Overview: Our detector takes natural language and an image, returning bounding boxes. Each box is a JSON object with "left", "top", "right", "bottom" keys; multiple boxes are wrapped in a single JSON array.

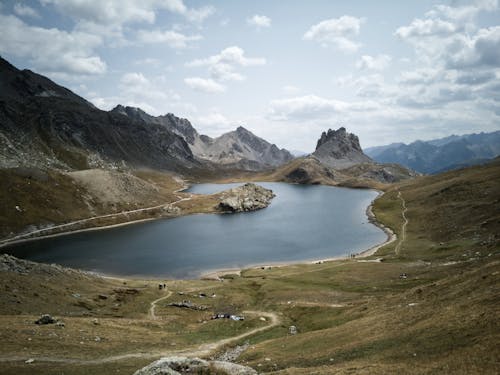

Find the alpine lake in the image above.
[{"left": 6, "top": 183, "right": 387, "bottom": 279}]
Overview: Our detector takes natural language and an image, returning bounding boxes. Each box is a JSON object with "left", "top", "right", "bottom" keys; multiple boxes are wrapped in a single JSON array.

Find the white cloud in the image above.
[
  {"left": 303, "top": 16, "right": 364, "bottom": 52},
  {"left": 137, "top": 29, "right": 202, "bottom": 49},
  {"left": 185, "top": 46, "right": 265, "bottom": 91},
  {"left": 268, "top": 95, "right": 351, "bottom": 121},
  {"left": 184, "top": 77, "right": 226, "bottom": 93},
  {"left": 187, "top": 46, "right": 266, "bottom": 68},
  {"left": 209, "top": 63, "right": 245, "bottom": 82},
  {"left": 41, "top": 0, "right": 214, "bottom": 26},
  {"left": 0, "top": 14, "right": 105, "bottom": 76},
  {"left": 395, "top": 18, "right": 457, "bottom": 39},
  {"left": 247, "top": 14, "right": 271, "bottom": 29},
  {"left": 13, "top": 4, "right": 40, "bottom": 18},
  {"left": 356, "top": 54, "right": 392, "bottom": 71},
  {"left": 40, "top": 0, "right": 185, "bottom": 25}
]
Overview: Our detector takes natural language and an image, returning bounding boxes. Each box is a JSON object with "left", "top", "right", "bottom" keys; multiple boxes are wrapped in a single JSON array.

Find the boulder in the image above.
[
  {"left": 35, "top": 314, "right": 56, "bottom": 325},
  {"left": 133, "top": 356, "right": 257, "bottom": 375},
  {"left": 218, "top": 183, "right": 275, "bottom": 213}
]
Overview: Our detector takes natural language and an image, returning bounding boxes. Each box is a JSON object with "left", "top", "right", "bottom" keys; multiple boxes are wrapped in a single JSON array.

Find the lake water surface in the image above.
[{"left": 5, "top": 183, "right": 386, "bottom": 279}]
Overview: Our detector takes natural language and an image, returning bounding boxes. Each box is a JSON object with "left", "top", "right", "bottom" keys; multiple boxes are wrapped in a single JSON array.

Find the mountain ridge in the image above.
[
  {"left": 365, "top": 131, "right": 500, "bottom": 174},
  {"left": 111, "top": 104, "right": 293, "bottom": 170}
]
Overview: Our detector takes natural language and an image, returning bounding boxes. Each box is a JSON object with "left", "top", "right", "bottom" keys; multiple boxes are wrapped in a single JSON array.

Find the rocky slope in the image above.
[
  {"left": 111, "top": 105, "right": 293, "bottom": 170},
  {"left": 0, "top": 57, "right": 196, "bottom": 172},
  {"left": 312, "top": 127, "right": 373, "bottom": 169},
  {"left": 218, "top": 183, "right": 275, "bottom": 212},
  {"left": 365, "top": 131, "right": 500, "bottom": 174}
]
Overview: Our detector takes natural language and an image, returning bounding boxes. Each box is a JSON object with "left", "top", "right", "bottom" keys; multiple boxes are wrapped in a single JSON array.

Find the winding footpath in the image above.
[
  {"left": 0, "top": 189, "right": 193, "bottom": 248},
  {"left": 394, "top": 191, "right": 408, "bottom": 255},
  {"left": 0, "top": 291, "right": 280, "bottom": 365},
  {"left": 148, "top": 291, "right": 173, "bottom": 320}
]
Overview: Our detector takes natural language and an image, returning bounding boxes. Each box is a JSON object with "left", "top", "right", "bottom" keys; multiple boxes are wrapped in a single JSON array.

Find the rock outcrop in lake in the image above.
[
  {"left": 133, "top": 356, "right": 257, "bottom": 375},
  {"left": 218, "top": 183, "right": 275, "bottom": 212}
]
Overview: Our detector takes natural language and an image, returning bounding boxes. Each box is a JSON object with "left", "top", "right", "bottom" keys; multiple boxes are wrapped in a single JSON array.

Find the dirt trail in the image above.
[
  {"left": 148, "top": 291, "right": 173, "bottom": 320},
  {"left": 395, "top": 191, "right": 408, "bottom": 255},
  {"left": 0, "top": 190, "right": 193, "bottom": 248},
  {"left": 0, "top": 311, "right": 280, "bottom": 365}
]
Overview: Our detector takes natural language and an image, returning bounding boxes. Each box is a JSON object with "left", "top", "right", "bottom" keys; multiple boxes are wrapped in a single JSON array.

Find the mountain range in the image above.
[
  {"left": 0, "top": 56, "right": 291, "bottom": 172},
  {"left": 365, "top": 131, "right": 500, "bottom": 174}
]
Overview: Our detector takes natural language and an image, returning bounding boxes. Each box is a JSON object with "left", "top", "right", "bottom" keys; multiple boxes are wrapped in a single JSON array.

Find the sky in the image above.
[{"left": 0, "top": 0, "right": 499, "bottom": 152}]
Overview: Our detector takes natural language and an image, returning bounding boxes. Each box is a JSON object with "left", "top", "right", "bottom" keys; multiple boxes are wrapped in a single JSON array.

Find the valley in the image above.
[
  {"left": 0, "top": 159, "right": 498, "bottom": 374},
  {"left": 0, "top": 54, "right": 499, "bottom": 375}
]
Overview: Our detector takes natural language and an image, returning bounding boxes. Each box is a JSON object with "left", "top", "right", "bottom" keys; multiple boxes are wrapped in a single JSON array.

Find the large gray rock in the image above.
[
  {"left": 218, "top": 183, "right": 275, "bottom": 212},
  {"left": 312, "top": 127, "right": 373, "bottom": 169},
  {"left": 133, "top": 356, "right": 257, "bottom": 375}
]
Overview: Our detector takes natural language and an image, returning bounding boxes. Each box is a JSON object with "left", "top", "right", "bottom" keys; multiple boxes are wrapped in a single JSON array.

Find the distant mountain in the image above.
[
  {"left": 363, "top": 142, "right": 404, "bottom": 159},
  {"left": 112, "top": 105, "right": 293, "bottom": 170},
  {"left": 312, "top": 127, "right": 373, "bottom": 169},
  {"left": 365, "top": 131, "right": 500, "bottom": 174}
]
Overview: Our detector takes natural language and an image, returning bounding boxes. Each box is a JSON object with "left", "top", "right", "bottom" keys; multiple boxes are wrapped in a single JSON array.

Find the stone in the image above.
[
  {"left": 133, "top": 356, "right": 257, "bottom": 375},
  {"left": 35, "top": 314, "right": 55, "bottom": 325},
  {"left": 289, "top": 325, "right": 298, "bottom": 335}
]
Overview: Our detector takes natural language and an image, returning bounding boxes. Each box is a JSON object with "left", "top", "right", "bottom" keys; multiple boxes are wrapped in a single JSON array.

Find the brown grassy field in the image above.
[{"left": 0, "top": 159, "right": 499, "bottom": 374}]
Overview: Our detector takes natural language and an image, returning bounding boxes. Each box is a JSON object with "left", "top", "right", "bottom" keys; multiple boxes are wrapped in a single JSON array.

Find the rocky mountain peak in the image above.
[
  {"left": 312, "top": 127, "right": 372, "bottom": 169},
  {"left": 315, "top": 127, "right": 362, "bottom": 152}
]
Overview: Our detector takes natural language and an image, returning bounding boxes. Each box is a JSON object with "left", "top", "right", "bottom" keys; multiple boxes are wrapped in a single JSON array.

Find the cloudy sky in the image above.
[{"left": 1, "top": 0, "right": 499, "bottom": 152}]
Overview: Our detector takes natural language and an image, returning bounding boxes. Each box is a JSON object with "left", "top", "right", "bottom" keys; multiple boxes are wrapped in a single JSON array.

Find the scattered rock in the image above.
[
  {"left": 35, "top": 314, "right": 55, "bottom": 325},
  {"left": 216, "top": 342, "right": 250, "bottom": 362},
  {"left": 133, "top": 356, "right": 257, "bottom": 375},
  {"left": 168, "top": 301, "right": 208, "bottom": 311},
  {"left": 97, "top": 294, "right": 108, "bottom": 300},
  {"left": 218, "top": 183, "right": 275, "bottom": 213},
  {"left": 92, "top": 318, "right": 100, "bottom": 325},
  {"left": 25, "top": 358, "right": 34, "bottom": 364},
  {"left": 56, "top": 321, "right": 65, "bottom": 328}
]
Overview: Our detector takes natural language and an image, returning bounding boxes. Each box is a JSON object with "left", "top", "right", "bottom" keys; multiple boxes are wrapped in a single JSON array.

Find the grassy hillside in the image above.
[{"left": 0, "top": 160, "right": 498, "bottom": 374}]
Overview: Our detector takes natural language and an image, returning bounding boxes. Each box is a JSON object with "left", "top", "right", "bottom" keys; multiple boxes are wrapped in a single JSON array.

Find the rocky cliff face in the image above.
[
  {"left": 218, "top": 183, "right": 275, "bottom": 212},
  {"left": 312, "top": 127, "right": 372, "bottom": 169}
]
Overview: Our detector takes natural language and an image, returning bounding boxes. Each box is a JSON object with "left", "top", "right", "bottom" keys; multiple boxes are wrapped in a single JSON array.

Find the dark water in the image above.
[{"left": 5, "top": 183, "right": 385, "bottom": 279}]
